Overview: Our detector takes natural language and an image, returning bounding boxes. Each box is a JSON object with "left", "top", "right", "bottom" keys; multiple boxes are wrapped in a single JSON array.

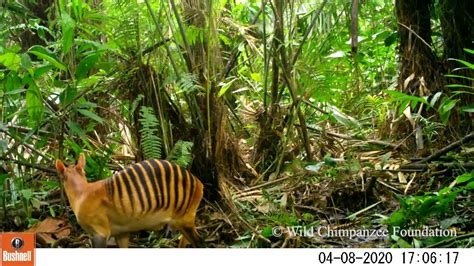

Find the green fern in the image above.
[
  {"left": 167, "top": 140, "right": 194, "bottom": 168},
  {"left": 130, "top": 94, "right": 144, "bottom": 114},
  {"left": 176, "top": 73, "right": 204, "bottom": 94},
  {"left": 139, "top": 106, "right": 162, "bottom": 159}
]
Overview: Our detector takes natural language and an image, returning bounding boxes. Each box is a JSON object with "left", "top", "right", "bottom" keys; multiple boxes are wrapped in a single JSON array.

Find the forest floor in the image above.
[{"left": 24, "top": 132, "right": 473, "bottom": 248}]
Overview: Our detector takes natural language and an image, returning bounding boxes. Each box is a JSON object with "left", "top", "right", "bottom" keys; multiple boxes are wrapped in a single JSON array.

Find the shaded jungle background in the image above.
[{"left": 0, "top": 0, "right": 473, "bottom": 248}]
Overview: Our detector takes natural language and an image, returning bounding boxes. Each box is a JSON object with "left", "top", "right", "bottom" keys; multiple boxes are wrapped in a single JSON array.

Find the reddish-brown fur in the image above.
[{"left": 55, "top": 153, "right": 204, "bottom": 248}]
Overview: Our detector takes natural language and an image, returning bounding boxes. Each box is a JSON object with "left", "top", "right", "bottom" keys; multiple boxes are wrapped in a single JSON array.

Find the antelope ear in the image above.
[
  {"left": 76, "top": 153, "right": 86, "bottom": 171},
  {"left": 56, "top": 160, "right": 65, "bottom": 174}
]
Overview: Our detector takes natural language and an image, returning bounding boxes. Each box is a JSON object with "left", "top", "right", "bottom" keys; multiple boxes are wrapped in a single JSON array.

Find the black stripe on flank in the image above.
[
  {"left": 148, "top": 160, "right": 163, "bottom": 209},
  {"left": 113, "top": 174, "right": 124, "bottom": 212},
  {"left": 132, "top": 163, "right": 153, "bottom": 214},
  {"left": 119, "top": 171, "right": 134, "bottom": 212},
  {"left": 160, "top": 160, "right": 172, "bottom": 210},
  {"left": 142, "top": 161, "right": 160, "bottom": 210},
  {"left": 173, "top": 163, "right": 181, "bottom": 210},
  {"left": 105, "top": 178, "right": 113, "bottom": 198},
  {"left": 114, "top": 174, "right": 124, "bottom": 201},
  {"left": 177, "top": 168, "right": 189, "bottom": 213},
  {"left": 126, "top": 167, "right": 145, "bottom": 212},
  {"left": 186, "top": 174, "right": 195, "bottom": 214}
]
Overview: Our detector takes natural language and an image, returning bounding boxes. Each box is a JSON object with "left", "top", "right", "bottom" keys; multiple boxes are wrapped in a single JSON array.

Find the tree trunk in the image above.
[
  {"left": 395, "top": 0, "right": 439, "bottom": 96},
  {"left": 439, "top": 0, "right": 474, "bottom": 131},
  {"left": 18, "top": 0, "right": 54, "bottom": 51},
  {"left": 180, "top": 0, "right": 248, "bottom": 200},
  {"left": 393, "top": 0, "right": 442, "bottom": 148}
]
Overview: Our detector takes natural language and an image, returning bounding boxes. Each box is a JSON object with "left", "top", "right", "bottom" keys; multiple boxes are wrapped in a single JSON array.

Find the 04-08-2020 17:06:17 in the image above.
[{"left": 317, "top": 251, "right": 460, "bottom": 264}]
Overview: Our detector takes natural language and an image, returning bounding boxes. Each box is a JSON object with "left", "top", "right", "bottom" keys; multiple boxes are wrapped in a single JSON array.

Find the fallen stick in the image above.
[
  {"left": 400, "top": 161, "right": 474, "bottom": 170},
  {"left": 415, "top": 132, "right": 474, "bottom": 164},
  {"left": 0, "top": 156, "right": 56, "bottom": 173}
]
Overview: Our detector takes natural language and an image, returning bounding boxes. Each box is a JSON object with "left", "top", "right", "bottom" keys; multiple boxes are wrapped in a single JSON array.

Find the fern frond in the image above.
[
  {"left": 176, "top": 73, "right": 204, "bottom": 94},
  {"left": 139, "top": 106, "right": 162, "bottom": 159},
  {"left": 130, "top": 94, "right": 144, "bottom": 114},
  {"left": 167, "top": 140, "right": 194, "bottom": 168}
]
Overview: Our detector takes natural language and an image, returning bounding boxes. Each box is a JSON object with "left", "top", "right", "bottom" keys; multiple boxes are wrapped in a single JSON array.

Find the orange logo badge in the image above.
[{"left": 0, "top": 233, "right": 35, "bottom": 266}]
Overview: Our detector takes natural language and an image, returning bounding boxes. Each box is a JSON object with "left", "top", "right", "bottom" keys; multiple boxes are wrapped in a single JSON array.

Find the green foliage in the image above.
[
  {"left": 0, "top": 53, "right": 21, "bottom": 71},
  {"left": 0, "top": 0, "right": 472, "bottom": 246},
  {"left": 130, "top": 94, "right": 145, "bottom": 114},
  {"left": 266, "top": 213, "right": 299, "bottom": 226},
  {"left": 167, "top": 140, "right": 193, "bottom": 168},
  {"left": 139, "top": 106, "right": 162, "bottom": 159},
  {"left": 27, "top": 45, "right": 67, "bottom": 71},
  {"left": 385, "top": 90, "right": 429, "bottom": 115},
  {"left": 384, "top": 171, "right": 474, "bottom": 247},
  {"left": 386, "top": 49, "right": 474, "bottom": 125},
  {"left": 60, "top": 13, "right": 75, "bottom": 54},
  {"left": 444, "top": 48, "right": 474, "bottom": 117},
  {"left": 176, "top": 73, "right": 204, "bottom": 94}
]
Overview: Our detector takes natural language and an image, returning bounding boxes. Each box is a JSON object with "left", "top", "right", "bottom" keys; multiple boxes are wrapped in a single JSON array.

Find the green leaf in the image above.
[
  {"left": 445, "top": 84, "right": 473, "bottom": 89},
  {"left": 385, "top": 90, "right": 429, "bottom": 105},
  {"left": 0, "top": 52, "right": 21, "bottom": 71},
  {"left": 4, "top": 89, "right": 26, "bottom": 95},
  {"left": 139, "top": 106, "right": 162, "bottom": 159},
  {"left": 445, "top": 74, "right": 474, "bottom": 81},
  {"left": 330, "top": 106, "right": 361, "bottom": 128},
  {"left": 250, "top": 73, "right": 262, "bottom": 82},
  {"left": 261, "top": 226, "right": 274, "bottom": 238},
  {"left": 429, "top": 92, "right": 443, "bottom": 107},
  {"left": 395, "top": 238, "right": 412, "bottom": 248},
  {"left": 72, "top": 0, "right": 83, "bottom": 20},
  {"left": 464, "top": 181, "right": 474, "bottom": 190},
  {"left": 34, "top": 64, "right": 54, "bottom": 79},
  {"left": 75, "top": 52, "right": 99, "bottom": 80},
  {"left": 167, "top": 140, "right": 194, "bottom": 167},
  {"left": 385, "top": 212, "right": 406, "bottom": 226},
  {"left": 464, "top": 48, "right": 474, "bottom": 54},
  {"left": 449, "top": 58, "right": 474, "bottom": 69},
  {"left": 67, "top": 120, "right": 86, "bottom": 138},
  {"left": 31, "top": 198, "right": 41, "bottom": 209},
  {"left": 74, "top": 102, "right": 97, "bottom": 109},
  {"left": 66, "top": 139, "right": 83, "bottom": 154},
  {"left": 28, "top": 45, "right": 66, "bottom": 71},
  {"left": 4, "top": 72, "right": 22, "bottom": 93},
  {"left": 384, "top": 32, "right": 398, "bottom": 47},
  {"left": 78, "top": 109, "right": 104, "bottom": 124},
  {"left": 40, "top": 180, "right": 60, "bottom": 190},
  {"left": 455, "top": 172, "right": 473, "bottom": 184},
  {"left": 61, "top": 13, "right": 76, "bottom": 54},
  {"left": 440, "top": 216, "right": 462, "bottom": 229},
  {"left": 0, "top": 174, "right": 9, "bottom": 188},
  {"left": 217, "top": 78, "right": 237, "bottom": 97},
  {"left": 20, "top": 54, "right": 32, "bottom": 70},
  {"left": 59, "top": 86, "right": 77, "bottom": 106},
  {"left": 20, "top": 189, "right": 33, "bottom": 201},
  {"left": 460, "top": 106, "right": 474, "bottom": 113},
  {"left": 26, "top": 85, "right": 44, "bottom": 124},
  {"left": 438, "top": 98, "right": 458, "bottom": 124}
]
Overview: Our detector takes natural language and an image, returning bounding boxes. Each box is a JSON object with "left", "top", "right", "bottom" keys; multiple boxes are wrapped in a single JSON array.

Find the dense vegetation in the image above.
[{"left": 0, "top": 0, "right": 473, "bottom": 248}]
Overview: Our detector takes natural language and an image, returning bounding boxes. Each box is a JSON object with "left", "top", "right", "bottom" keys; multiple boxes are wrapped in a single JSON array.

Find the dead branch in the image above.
[
  {"left": 0, "top": 156, "right": 56, "bottom": 173},
  {"left": 400, "top": 161, "right": 474, "bottom": 171},
  {"left": 415, "top": 132, "right": 474, "bottom": 164}
]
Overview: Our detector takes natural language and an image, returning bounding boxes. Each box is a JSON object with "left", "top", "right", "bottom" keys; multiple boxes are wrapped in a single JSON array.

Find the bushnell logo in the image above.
[
  {"left": 10, "top": 237, "right": 24, "bottom": 250},
  {"left": 1, "top": 233, "right": 35, "bottom": 266}
]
